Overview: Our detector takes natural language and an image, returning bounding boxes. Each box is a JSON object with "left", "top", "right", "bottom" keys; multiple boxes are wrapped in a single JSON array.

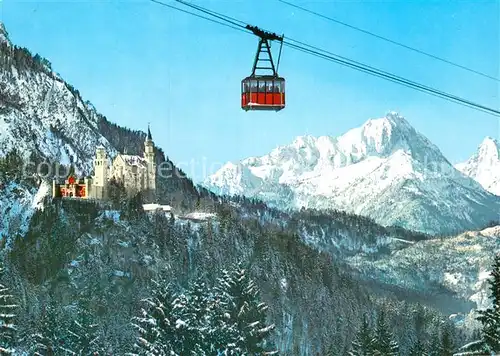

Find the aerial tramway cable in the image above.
[
  {"left": 277, "top": 0, "right": 500, "bottom": 83},
  {"left": 149, "top": 0, "right": 500, "bottom": 117}
]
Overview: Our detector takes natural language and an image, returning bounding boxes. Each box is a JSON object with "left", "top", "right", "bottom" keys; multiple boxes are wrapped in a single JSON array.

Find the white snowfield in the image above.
[
  {"left": 205, "top": 112, "right": 500, "bottom": 235},
  {"left": 177, "top": 212, "right": 216, "bottom": 221},
  {"left": 142, "top": 203, "right": 172, "bottom": 212}
]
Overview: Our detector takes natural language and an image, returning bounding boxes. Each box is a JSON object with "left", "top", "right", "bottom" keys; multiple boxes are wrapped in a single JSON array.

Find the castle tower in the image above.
[
  {"left": 93, "top": 146, "right": 108, "bottom": 199},
  {"left": 144, "top": 124, "right": 156, "bottom": 198},
  {"left": 84, "top": 177, "right": 92, "bottom": 199},
  {"left": 52, "top": 179, "right": 58, "bottom": 198}
]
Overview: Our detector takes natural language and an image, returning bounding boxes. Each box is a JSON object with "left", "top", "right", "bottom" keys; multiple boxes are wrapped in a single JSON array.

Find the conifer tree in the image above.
[
  {"left": 477, "top": 254, "right": 500, "bottom": 352},
  {"left": 219, "top": 262, "right": 276, "bottom": 354},
  {"left": 439, "top": 324, "right": 455, "bottom": 356},
  {"left": 0, "top": 261, "right": 17, "bottom": 354},
  {"left": 211, "top": 269, "right": 239, "bottom": 354},
  {"left": 325, "top": 342, "right": 339, "bottom": 356},
  {"left": 459, "top": 254, "right": 500, "bottom": 354},
  {"left": 426, "top": 330, "right": 442, "bottom": 356},
  {"left": 175, "top": 277, "right": 213, "bottom": 354},
  {"left": 348, "top": 314, "right": 374, "bottom": 356},
  {"left": 168, "top": 292, "right": 197, "bottom": 355},
  {"left": 59, "top": 307, "right": 102, "bottom": 355},
  {"left": 130, "top": 281, "right": 177, "bottom": 355},
  {"left": 32, "top": 303, "right": 60, "bottom": 355},
  {"left": 372, "top": 311, "right": 399, "bottom": 356},
  {"left": 408, "top": 338, "right": 427, "bottom": 356}
]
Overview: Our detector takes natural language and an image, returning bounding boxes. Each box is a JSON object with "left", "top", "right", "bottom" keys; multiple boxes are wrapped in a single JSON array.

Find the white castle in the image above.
[{"left": 52, "top": 126, "right": 156, "bottom": 201}]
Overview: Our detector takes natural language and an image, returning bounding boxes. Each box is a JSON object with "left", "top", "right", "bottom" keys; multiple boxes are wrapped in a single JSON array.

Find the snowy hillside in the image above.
[
  {"left": 456, "top": 136, "right": 500, "bottom": 196},
  {"left": 205, "top": 112, "right": 500, "bottom": 235},
  {"left": 0, "top": 22, "right": 117, "bottom": 175},
  {"left": 347, "top": 225, "right": 500, "bottom": 316},
  {"left": 0, "top": 181, "right": 49, "bottom": 243},
  {"left": 0, "top": 21, "right": 122, "bottom": 243}
]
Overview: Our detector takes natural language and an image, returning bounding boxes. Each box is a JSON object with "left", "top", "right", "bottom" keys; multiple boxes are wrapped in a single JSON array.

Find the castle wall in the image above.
[{"left": 53, "top": 133, "right": 157, "bottom": 202}]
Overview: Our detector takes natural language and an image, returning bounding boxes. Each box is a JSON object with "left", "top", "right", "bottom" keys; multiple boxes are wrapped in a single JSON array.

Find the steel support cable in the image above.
[
  {"left": 284, "top": 41, "right": 500, "bottom": 116},
  {"left": 277, "top": 0, "right": 500, "bottom": 82},
  {"left": 148, "top": 0, "right": 500, "bottom": 117}
]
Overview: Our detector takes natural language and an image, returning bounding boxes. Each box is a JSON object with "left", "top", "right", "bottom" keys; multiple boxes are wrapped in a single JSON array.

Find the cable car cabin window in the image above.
[
  {"left": 274, "top": 81, "right": 281, "bottom": 93},
  {"left": 265, "top": 81, "right": 274, "bottom": 105},
  {"left": 267, "top": 81, "right": 273, "bottom": 93},
  {"left": 258, "top": 81, "right": 266, "bottom": 104},
  {"left": 258, "top": 81, "right": 266, "bottom": 92},
  {"left": 250, "top": 80, "right": 258, "bottom": 92}
]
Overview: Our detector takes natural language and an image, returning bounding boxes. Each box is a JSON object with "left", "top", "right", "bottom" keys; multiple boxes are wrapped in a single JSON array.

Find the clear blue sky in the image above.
[{"left": 1, "top": 0, "right": 498, "bottom": 182}]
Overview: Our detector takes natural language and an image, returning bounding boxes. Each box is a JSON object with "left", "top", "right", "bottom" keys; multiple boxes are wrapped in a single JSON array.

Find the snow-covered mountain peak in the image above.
[
  {"left": 336, "top": 112, "right": 446, "bottom": 168},
  {"left": 456, "top": 136, "right": 500, "bottom": 196},
  {"left": 263, "top": 112, "right": 441, "bottom": 171},
  {"left": 0, "top": 22, "right": 11, "bottom": 45},
  {"left": 362, "top": 111, "right": 410, "bottom": 136},
  {"left": 478, "top": 136, "right": 499, "bottom": 161},
  {"left": 205, "top": 112, "right": 500, "bottom": 234},
  {"left": 291, "top": 134, "right": 316, "bottom": 148}
]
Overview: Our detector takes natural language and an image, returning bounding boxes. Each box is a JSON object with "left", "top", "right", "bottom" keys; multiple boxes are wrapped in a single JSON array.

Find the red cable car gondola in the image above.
[{"left": 242, "top": 25, "right": 285, "bottom": 112}]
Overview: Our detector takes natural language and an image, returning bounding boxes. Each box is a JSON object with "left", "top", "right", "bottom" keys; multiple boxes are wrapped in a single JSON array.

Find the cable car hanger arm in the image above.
[
  {"left": 245, "top": 25, "right": 284, "bottom": 42},
  {"left": 246, "top": 25, "right": 284, "bottom": 77}
]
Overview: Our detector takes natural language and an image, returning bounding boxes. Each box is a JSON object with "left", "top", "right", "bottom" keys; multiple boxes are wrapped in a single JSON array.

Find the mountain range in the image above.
[{"left": 204, "top": 113, "right": 499, "bottom": 235}]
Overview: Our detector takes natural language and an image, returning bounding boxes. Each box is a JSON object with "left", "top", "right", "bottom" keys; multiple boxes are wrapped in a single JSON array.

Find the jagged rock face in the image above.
[
  {"left": 456, "top": 136, "right": 500, "bottom": 196},
  {"left": 0, "top": 22, "right": 10, "bottom": 45},
  {"left": 205, "top": 112, "right": 500, "bottom": 235},
  {"left": 0, "top": 28, "right": 116, "bottom": 176}
]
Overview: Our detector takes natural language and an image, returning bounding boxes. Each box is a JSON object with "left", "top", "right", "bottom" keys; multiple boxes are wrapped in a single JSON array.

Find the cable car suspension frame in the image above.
[{"left": 246, "top": 25, "right": 284, "bottom": 76}]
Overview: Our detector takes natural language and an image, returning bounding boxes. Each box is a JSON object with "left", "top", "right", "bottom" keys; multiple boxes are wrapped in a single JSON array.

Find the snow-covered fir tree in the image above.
[
  {"left": 59, "top": 306, "right": 102, "bottom": 355},
  {"left": 130, "top": 280, "right": 177, "bottom": 355},
  {"left": 172, "top": 279, "right": 210, "bottom": 355},
  {"left": 129, "top": 266, "right": 275, "bottom": 355},
  {"left": 478, "top": 254, "right": 500, "bottom": 352},
  {"left": 348, "top": 314, "right": 374, "bottom": 356},
  {"left": 372, "top": 311, "right": 399, "bottom": 356},
  {"left": 211, "top": 268, "right": 239, "bottom": 354},
  {"left": 217, "top": 262, "right": 276, "bottom": 355},
  {"left": 457, "top": 254, "right": 500, "bottom": 355},
  {"left": 0, "top": 261, "right": 17, "bottom": 354},
  {"left": 438, "top": 324, "right": 455, "bottom": 356},
  {"left": 31, "top": 302, "right": 60, "bottom": 355},
  {"left": 408, "top": 338, "right": 427, "bottom": 356}
]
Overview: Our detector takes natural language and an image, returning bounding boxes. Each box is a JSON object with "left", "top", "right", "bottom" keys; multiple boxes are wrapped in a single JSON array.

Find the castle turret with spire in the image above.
[
  {"left": 144, "top": 124, "right": 156, "bottom": 200},
  {"left": 52, "top": 125, "right": 157, "bottom": 201}
]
